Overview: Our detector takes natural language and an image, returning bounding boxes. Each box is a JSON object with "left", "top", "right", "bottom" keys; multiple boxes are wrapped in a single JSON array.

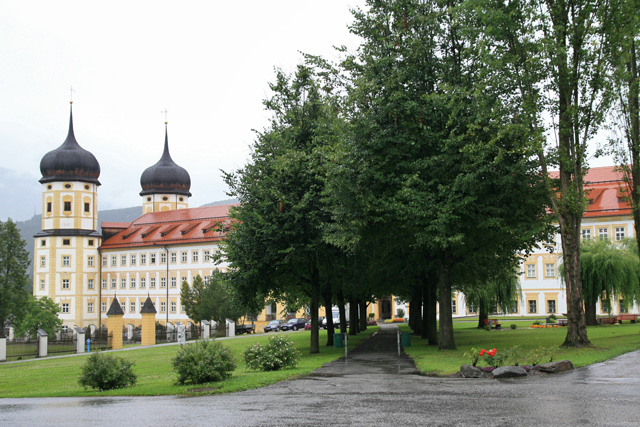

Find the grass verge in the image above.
[
  {"left": 401, "top": 322, "right": 640, "bottom": 375},
  {"left": 0, "top": 328, "right": 375, "bottom": 398}
]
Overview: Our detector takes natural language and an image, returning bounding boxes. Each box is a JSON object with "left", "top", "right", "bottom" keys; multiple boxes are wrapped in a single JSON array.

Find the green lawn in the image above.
[
  {"left": 0, "top": 329, "right": 375, "bottom": 398},
  {"left": 401, "top": 321, "right": 640, "bottom": 375}
]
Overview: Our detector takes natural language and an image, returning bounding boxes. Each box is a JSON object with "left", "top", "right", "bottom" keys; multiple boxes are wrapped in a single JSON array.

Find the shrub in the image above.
[
  {"left": 532, "top": 320, "right": 541, "bottom": 326},
  {"left": 244, "top": 335, "right": 300, "bottom": 371},
  {"left": 78, "top": 353, "right": 137, "bottom": 391},
  {"left": 172, "top": 340, "right": 236, "bottom": 385},
  {"left": 396, "top": 308, "right": 405, "bottom": 319},
  {"left": 510, "top": 324, "right": 517, "bottom": 330}
]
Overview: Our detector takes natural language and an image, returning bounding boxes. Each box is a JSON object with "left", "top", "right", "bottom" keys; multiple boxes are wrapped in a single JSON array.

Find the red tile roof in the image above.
[
  {"left": 100, "top": 204, "right": 238, "bottom": 249},
  {"left": 550, "top": 166, "right": 632, "bottom": 218}
]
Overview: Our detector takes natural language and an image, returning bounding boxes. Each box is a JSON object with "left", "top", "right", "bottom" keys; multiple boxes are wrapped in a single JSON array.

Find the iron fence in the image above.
[
  {"left": 5, "top": 336, "right": 38, "bottom": 361},
  {"left": 47, "top": 331, "right": 75, "bottom": 356}
]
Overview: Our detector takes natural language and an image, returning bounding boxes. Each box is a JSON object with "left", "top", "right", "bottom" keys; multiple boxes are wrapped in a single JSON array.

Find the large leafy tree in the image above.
[
  {"left": 0, "top": 219, "right": 30, "bottom": 337},
  {"left": 13, "top": 296, "right": 62, "bottom": 337},
  {"left": 223, "top": 64, "right": 343, "bottom": 353},
  {"left": 332, "top": 0, "right": 551, "bottom": 349},
  {"left": 480, "top": 0, "right": 613, "bottom": 347},
  {"left": 180, "top": 274, "right": 244, "bottom": 325}
]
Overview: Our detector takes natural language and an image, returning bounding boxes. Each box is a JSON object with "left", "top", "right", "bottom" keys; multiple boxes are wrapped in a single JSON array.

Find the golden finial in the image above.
[
  {"left": 161, "top": 109, "right": 168, "bottom": 124},
  {"left": 70, "top": 86, "right": 74, "bottom": 104}
]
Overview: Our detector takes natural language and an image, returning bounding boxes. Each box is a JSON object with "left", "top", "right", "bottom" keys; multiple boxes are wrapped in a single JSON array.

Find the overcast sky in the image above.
[{"left": 0, "top": 0, "right": 367, "bottom": 220}]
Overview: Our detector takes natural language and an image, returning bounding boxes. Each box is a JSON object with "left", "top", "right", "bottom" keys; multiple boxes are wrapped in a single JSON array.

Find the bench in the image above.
[
  {"left": 557, "top": 318, "right": 568, "bottom": 326},
  {"left": 484, "top": 319, "right": 501, "bottom": 329},
  {"left": 617, "top": 314, "right": 637, "bottom": 323},
  {"left": 597, "top": 316, "right": 617, "bottom": 325}
]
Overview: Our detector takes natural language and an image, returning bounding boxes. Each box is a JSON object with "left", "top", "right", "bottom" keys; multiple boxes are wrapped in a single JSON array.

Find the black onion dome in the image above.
[
  {"left": 39, "top": 105, "right": 101, "bottom": 185},
  {"left": 139, "top": 125, "right": 191, "bottom": 197}
]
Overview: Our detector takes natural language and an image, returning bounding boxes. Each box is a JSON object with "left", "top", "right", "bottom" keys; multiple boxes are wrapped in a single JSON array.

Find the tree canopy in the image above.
[{"left": 0, "top": 219, "right": 31, "bottom": 337}]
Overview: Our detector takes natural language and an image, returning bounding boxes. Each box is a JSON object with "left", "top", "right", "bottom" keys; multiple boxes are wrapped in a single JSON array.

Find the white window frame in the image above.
[
  {"left": 171, "top": 301, "right": 176, "bottom": 313},
  {"left": 87, "top": 256, "right": 94, "bottom": 267},
  {"left": 528, "top": 300, "right": 537, "bottom": 314},
  {"left": 598, "top": 228, "right": 609, "bottom": 241},
  {"left": 615, "top": 227, "right": 626, "bottom": 241},
  {"left": 130, "top": 302, "right": 136, "bottom": 313},
  {"left": 62, "top": 279, "right": 70, "bottom": 289},
  {"left": 526, "top": 264, "right": 536, "bottom": 278},
  {"left": 102, "top": 302, "right": 107, "bottom": 312},
  {"left": 62, "top": 303, "right": 69, "bottom": 313},
  {"left": 160, "top": 277, "right": 166, "bottom": 288},
  {"left": 547, "top": 300, "right": 556, "bottom": 314},
  {"left": 62, "top": 255, "right": 70, "bottom": 267},
  {"left": 111, "top": 279, "right": 116, "bottom": 289},
  {"left": 150, "top": 278, "right": 156, "bottom": 288},
  {"left": 112, "top": 256, "right": 117, "bottom": 266},
  {"left": 40, "top": 279, "right": 45, "bottom": 290},
  {"left": 121, "top": 278, "right": 126, "bottom": 289},
  {"left": 102, "top": 279, "right": 107, "bottom": 289},
  {"left": 581, "top": 228, "right": 591, "bottom": 241},
  {"left": 121, "top": 255, "right": 127, "bottom": 266},
  {"left": 130, "top": 278, "right": 136, "bottom": 289},
  {"left": 545, "top": 263, "right": 555, "bottom": 278},
  {"left": 141, "top": 254, "right": 146, "bottom": 265},
  {"left": 88, "top": 302, "right": 94, "bottom": 313},
  {"left": 88, "top": 279, "right": 94, "bottom": 289},
  {"left": 160, "top": 302, "right": 166, "bottom": 313},
  {"left": 40, "top": 256, "right": 46, "bottom": 267},
  {"left": 192, "top": 251, "right": 199, "bottom": 262},
  {"left": 131, "top": 254, "right": 136, "bottom": 265},
  {"left": 140, "top": 278, "right": 146, "bottom": 289}
]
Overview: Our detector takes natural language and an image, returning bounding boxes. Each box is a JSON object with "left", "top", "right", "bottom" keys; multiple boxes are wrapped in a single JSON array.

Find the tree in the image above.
[
  {"left": 223, "top": 64, "right": 343, "bottom": 353},
  {"left": 0, "top": 219, "right": 30, "bottom": 337},
  {"left": 180, "top": 274, "right": 244, "bottom": 325},
  {"left": 562, "top": 238, "right": 639, "bottom": 325},
  {"left": 481, "top": 0, "right": 613, "bottom": 347},
  {"left": 13, "top": 296, "right": 62, "bottom": 337}
]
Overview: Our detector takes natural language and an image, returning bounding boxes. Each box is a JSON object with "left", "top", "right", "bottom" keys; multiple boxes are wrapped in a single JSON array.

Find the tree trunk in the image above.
[
  {"left": 323, "top": 283, "right": 334, "bottom": 346},
  {"left": 438, "top": 253, "right": 455, "bottom": 349},
  {"left": 337, "top": 290, "right": 348, "bottom": 334},
  {"left": 423, "top": 275, "right": 438, "bottom": 346},
  {"left": 478, "top": 303, "right": 488, "bottom": 329},
  {"left": 411, "top": 283, "right": 423, "bottom": 335},
  {"left": 348, "top": 298, "right": 359, "bottom": 335},
  {"left": 584, "top": 300, "right": 598, "bottom": 326},
  {"left": 359, "top": 300, "right": 367, "bottom": 331},
  {"left": 559, "top": 216, "right": 591, "bottom": 347},
  {"left": 310, "top": 287, "right": 320, "bottom": 354}
]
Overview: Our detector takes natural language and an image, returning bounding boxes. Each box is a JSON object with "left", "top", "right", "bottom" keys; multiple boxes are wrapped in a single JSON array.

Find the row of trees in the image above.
[{"left": 221, "top": 0, "right": 640, "bottom": 351}]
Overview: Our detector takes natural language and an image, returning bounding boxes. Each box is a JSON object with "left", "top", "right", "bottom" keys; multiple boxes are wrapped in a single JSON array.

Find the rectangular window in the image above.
[
  {"left": 451, "top": 300, "right": 457, "bottom": 314},
  {"left": 171, "top": 252, "right": 177, "bottom": 263},
  {"left": 615, "top": 227, "right": 626, "bottom": 241},
  {"left": 102, "top": 302, "right": 107, "bottom": 312},
  {"left": 84, "top": 202, "right": 90, "bottom": 213},
  {"left": 547, "top": 300, "right": 556, "bottom": 314},
  {"left": 171, "top": 302, "right": 176, "bottom": 313},
  {"left": 62, "top": 238, "right": 70, "bottom": 246},
  {"left": 121, "top": 278, "right": 126, "bottom": 289},
  {"left": 130, "top": 302, "right": 136, "bottom": 313},
  {"left": 40, "top": 256, "right": 46, "bottom": 267},
  {"left": 192, "top": 251, "right": 199, "bottom": 262},
  {"left": 40, "top": 279, "right": 45, "bottom": 290},
  {"left": 528, "top": 300, "right": 537, "bottom": 314},
  {"left": 62, "top": 255, "right": 70, "bottom": 266},
  {"left": 581, "top": 229, "right": 591, "bottom": 241},
  {"left": 204, "top": 250, "right": 210, "bottom": 261},
  {"left": 141, "top": 254, "right": 146, "bottom": 264},
  {"left": 121, "top": 255, "right": 127, "bottom": 266},
  {"left": 121, "top": 302, "right": 126, "bottom": 313},
  {"left": 161, "top": 278, "right": 166, "bottom": 288},
  {"left": 88, "top": 279, "right": 94, "bottom": 289},
  {"left": 204, "top": 276, "right": 210, "bottom": 285},
  {"left": 64, "top": 201, "right": 71, "bottom": 211},
  {"left": 181, "top": 251, "right": 187, "bottom": 263},
  {"left": 150, "top": 253, "right": 156, "bottom": 264},
  {"left": 88, "top": 256, "right": 94, "bottom": 267},
  {"left": 598, "top": 228, "right": 609, "bottom": 241},
  {"left": 47, "top": 202, "right": 52, "bottom": 213},
  {"left": 150, "top": 278, "right": 156, "bottom": 288},
  {"left": 88, "top": 302, "right": 94, "bottom": 313},
  {"left": 102, "top": 256, "right": 107, "bottom": 266},
  {"left": 102, "top": 279, "right": 107, "bottom": 289},
  {"left": 111, "top": 279, "right": 116, "bottom": 289},
  {"left": 508, "top": 300, "right": 519, "bottom": 314},
  {"left": 545, "top": 263, "right": 555, "bottom": 278},
  {"left": 88, "top": 239, "right": 94, "bottom": 246},
  {"left": 112, "top": 256, "right": 117, "bottom": 266},
  {"left": 130, "top": 254, "right": 136, "bottom": 265},
  {"left": 140, "top": 278, "right": 146, "bottom": 289},
  {"left": 160, "top": 302, "right": 166, "bottom": 313},
  {"left": 130, "top": 278, "right": 136, "bottom": 289},
  {"left": 62, "top": 279, "right": 70, "bottom": 289},
  {"left": 620, "top": 300, "right": 628, "bottom": 313},
  {"left": 181, "top": 277, "right": 187, "bottom": 285},
  {"left": 62, "top": 303, "right": 69, "bottom": 313},
  {"left": 526, "top": 264, "right": 536, "bottom": 278},
  {"left": 160, "top": 252, "right": 166, "bottom": 263},
  {"left": 171, "top": 277, "right": 177, "bottom": 288},
  {"left": 467, "top": 303, "right": 477, "bottom": 314},
  {"left": 41, "top": 239, "right": 46, "bottom": 247}
]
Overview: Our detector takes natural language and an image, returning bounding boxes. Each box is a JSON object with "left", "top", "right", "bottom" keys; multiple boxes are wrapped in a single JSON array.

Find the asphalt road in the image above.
[{"left": 1, "top": 325, "right": 639, "bottom": 426}]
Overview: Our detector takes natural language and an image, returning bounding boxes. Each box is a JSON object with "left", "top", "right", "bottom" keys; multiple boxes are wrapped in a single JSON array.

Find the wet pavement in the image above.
[{"left": 1, "top": 324, "right": 640, "bottom": 426}]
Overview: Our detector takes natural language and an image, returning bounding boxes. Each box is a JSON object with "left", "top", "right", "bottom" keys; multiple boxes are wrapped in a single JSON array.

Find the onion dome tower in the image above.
[
  {"left": 33, "top": 102, "right": 102, "bottom": 330},
  {"left": 140, "top": 122, "right": 191, "bottom": 213}
]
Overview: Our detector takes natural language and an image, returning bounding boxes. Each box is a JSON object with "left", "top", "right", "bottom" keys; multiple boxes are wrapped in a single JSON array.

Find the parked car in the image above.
[
  {"left": 280, "top": 318, "right": 307, "bottom": 331},
  {"left": 322, "top": 311, "right": 348, "bottom": 329},
  {"left": 263, "top": 320, "right": 283, "bottom": 333}
]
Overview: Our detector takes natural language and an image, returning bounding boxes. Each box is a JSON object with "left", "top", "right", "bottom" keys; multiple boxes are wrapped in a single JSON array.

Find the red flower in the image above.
[{"left": 479, "top": 349, "right": 486, "bottom": 356}]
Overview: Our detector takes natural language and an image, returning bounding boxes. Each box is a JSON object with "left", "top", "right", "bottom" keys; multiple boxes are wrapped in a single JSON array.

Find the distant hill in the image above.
[{"left": 16, "top": 198, "right": 238, "bottom": 278}]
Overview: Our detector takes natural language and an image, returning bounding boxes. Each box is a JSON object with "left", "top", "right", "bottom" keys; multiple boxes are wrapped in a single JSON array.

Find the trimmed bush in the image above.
[
  {"left": 78, "top": 353, "right": 137, "bottom": 391},
  {"left": 244, "top": 335, "right": 300, "bottom": 371},
  {"left": 510, "top": 324, "right": 517, "bottom": 330},
  {"left": 172, "top": 340, "right": 236, "bottom": 385}
]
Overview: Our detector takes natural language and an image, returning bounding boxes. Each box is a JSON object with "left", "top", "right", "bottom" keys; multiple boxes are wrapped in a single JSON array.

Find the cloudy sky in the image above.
[{"left": 0, "top": 0, "right": 367, "bottom": 221}]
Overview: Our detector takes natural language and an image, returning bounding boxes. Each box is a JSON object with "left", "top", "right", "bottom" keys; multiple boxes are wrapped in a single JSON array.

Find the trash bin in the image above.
[
  {"left": 400, "top": 332, "right": 411, "bottom": 347},
  {"left": 333, "top": 333, "right": 344, "bottom": 348}
]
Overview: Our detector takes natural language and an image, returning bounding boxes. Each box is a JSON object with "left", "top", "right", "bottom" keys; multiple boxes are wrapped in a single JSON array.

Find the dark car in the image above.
[
  {"left": 280, "top": 318, "right": 307, "bottom": 331},
  {"left": 263, "top": 320, "right": 283, "bottom": 333}
]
